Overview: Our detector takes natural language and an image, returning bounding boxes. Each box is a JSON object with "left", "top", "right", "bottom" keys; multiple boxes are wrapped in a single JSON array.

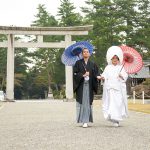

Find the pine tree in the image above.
[
  {"left": 82, "top": 0, "right": 124, "bottom": 68},
  {"left": 32, "top": 4, "right": 58, "bottom": 27},
  {"left": 133, "top": 0, "right": 150, "bottom": 58},
  {"left": 30, "top": 4, "right": 64, "bottom": 98},
  {"left": 57, "top": 0, "right": 83, "bottom": 26}
]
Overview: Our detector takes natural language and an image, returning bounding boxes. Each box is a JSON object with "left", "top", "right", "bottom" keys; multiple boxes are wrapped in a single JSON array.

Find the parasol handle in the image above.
[{"left": 120, "top": 62, "right": 125, "bottom": 73}]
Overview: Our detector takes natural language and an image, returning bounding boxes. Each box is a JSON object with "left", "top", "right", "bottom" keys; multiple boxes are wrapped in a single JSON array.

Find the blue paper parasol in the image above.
[{"left": 61, "top": 41, "right": 94, "bottom": 66}]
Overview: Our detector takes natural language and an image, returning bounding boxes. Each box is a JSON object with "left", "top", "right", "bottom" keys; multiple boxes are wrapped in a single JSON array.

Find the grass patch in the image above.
[
  {"left": 94, "top": 100, "right": 150, "bottom": 114},
  {"left": 128, "top": 99, "right": 150, "bottom": 114}
]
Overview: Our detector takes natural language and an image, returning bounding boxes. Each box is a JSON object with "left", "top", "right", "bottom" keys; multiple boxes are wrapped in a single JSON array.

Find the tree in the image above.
[
  {"left": 113, "top": 0, "right": 138, "bottom": 45},
  {"left": 82, "top": 0, "right": 150, "bottom": 68},
  {"left": 32, "top": 4, "right": 58, "bottom": 27},
  {"left": 57, "top": 0, "right": 83, "bottom": 26},
  {"left": 82, "top": 0, "right": 124, "bottom": 68},
  {"left": 0, "top": 35, "right": 7, "bottom": 91},
  {"left": 0, "top": 35, "right": 31, "bottom": 99},
  {"left": 0, "top": 49, "right": 7, "bottom": 91},
  {"left": 113, "top": 0, "right": 150, "bottom": 58},
  {"left": 25, "top": 67, "right": 48, "bottom": 99},
  {"left": 133, "top": 0, "right": 150, "bottom": 59},
  {"left": 14, "top": 47, "right": 30, "bottom": 99},
  {"left": 31, "top": 4, "right": 62, "bottom": 98}
]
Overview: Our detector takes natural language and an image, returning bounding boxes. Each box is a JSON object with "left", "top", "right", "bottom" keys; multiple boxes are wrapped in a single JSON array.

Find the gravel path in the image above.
[{"left": 0, "top": 100, "right": 150, "bottom": 150}]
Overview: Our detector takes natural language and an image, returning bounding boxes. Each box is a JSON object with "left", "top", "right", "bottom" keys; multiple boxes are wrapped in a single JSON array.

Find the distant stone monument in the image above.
[{"left": 47, "top": 87, "right": 53, "bottom": 99}]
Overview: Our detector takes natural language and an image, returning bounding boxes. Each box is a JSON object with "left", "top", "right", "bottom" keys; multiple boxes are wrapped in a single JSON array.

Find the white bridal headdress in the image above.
[{"left": 106, "top": 46, "right": 123, "bottom": 64}]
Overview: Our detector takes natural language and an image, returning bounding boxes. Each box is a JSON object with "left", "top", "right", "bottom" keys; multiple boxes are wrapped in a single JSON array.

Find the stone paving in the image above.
[{"left": 0, "top": 100, "right": 150, "bottom": 150}]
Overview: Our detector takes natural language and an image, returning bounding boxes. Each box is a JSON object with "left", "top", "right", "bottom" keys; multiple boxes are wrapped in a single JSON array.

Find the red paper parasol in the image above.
[{"left": 119, "top": 45, "right": 143, "bottom": 74}]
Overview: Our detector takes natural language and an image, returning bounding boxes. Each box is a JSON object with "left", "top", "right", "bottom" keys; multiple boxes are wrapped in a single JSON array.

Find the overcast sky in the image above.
[{"left": 0, "top": 0, "right": 86, "bottom": 27}]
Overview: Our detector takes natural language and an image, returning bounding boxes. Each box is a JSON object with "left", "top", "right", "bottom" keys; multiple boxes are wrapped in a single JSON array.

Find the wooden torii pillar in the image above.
[{"left": 0, "top": 25, "right": 93, "bottom": 100}]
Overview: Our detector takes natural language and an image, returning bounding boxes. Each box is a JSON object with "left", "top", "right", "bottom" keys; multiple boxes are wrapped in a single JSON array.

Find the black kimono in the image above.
[{"left": 73, "top": 59, "right": 99, "bottom": 105}]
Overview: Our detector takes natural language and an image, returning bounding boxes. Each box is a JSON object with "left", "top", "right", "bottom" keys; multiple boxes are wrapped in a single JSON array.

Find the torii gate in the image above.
[{"left": 0, "top": 25, "right": 93, "bottom": 100}]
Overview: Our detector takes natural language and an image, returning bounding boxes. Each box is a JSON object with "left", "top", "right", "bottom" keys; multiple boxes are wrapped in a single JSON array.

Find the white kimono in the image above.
[{"left": 101, "top": 64, "right": 128, "bottom": 121}]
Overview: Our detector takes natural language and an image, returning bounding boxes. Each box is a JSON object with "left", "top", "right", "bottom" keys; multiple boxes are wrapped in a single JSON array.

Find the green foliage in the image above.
[
  {"left": 82, "top": 0, "right": 150, "bottom": 69},
  {"left": 14, "top": 47, "right": 30, "bottom": 99},
  {"left": 142, "top": 78, "right": 150, "bottom": 86},
  {"left": 23, "top": 67, "right": 48, "bottom": 99},
  {"left": 30, "top": 4, "right": 65, "bottom": 99},
  {"left": 82, "top": 0, "right": 124, "bottom": 67},
  {"left": 32, "top": 4, "right": 58, "bottom": 27},
  {"left": 0, "top": 35, "right": 7, "bottom": 90},
  {"left": 0, "top": 48, "right": 7, "bottom": 90},
  {"left": 57, "top": 0, "right": 83, "bottom": 26},
  {"left": 52, "top": 49, "right": 65, "bottom": 84},
  {"left": 53, "top": 88, "right": 66, "bottom": 99},
  {"left": 2, "top": 0, "right": 150, "bottom": 99}
]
